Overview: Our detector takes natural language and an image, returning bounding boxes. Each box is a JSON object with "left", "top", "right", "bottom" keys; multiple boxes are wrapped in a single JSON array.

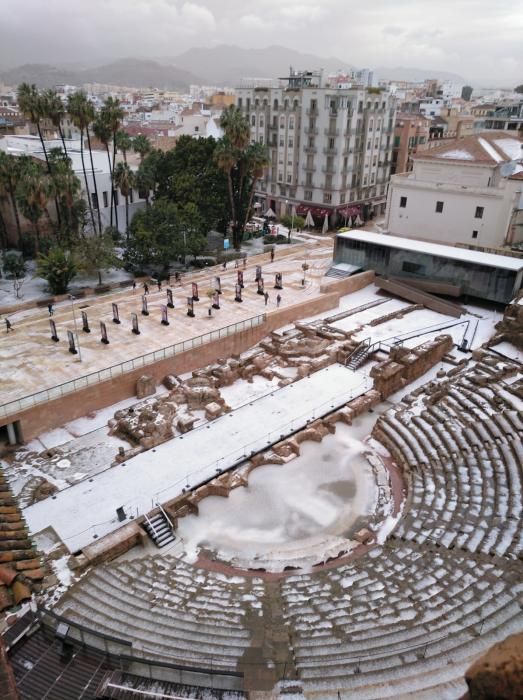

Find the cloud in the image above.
[
  {"left": 239, "top": 14, "right": 272, "bottom": 31},
  {"left": 180, "top": 2, "right": 216, "bottom": 31},
  {"left": 280, "top": 4, "right": 327, "bottom": 20}
]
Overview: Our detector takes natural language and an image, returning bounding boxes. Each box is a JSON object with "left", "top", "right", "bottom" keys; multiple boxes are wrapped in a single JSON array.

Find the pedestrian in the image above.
[
  {"left": 270, "top": 246, "right": 275, "bottom": 262},
  {"left": 277, "top": 293, "right": 282, "bottom": 308},
  {"left": 132, "top": 280, "right": 136, "bottom": 292},
  {"left": 235, "top": 259, "right": 239, "bottom": 269},
  {"left": 157, "top": 279, "right": 162, "bottom": 292},
  {"left": 222, "top": 260, "right": 227, "bottom": 270},
  {"left": 5, "top": 318, "right": 12, "bottom": 333},
  {"left": 47, "top": 303, "right": 54, "bottom": 316},
  {"left": 243, "top": 256, "right": 247, "bottom": 269},
  {"left": 143, "top": 282, "right": 149, "bottom": 295},
  {"left": 264, "top": 291, "right": 269, "bottom": 305},
  {"left": 175, "top": 271, "right": 181, "bottom": 284}
]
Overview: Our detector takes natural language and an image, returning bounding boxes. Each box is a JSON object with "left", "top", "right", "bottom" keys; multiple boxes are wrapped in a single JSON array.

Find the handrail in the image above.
[
  {"left": 143, "top": 513, "right": 160, "bottom": 540},
  {"left": 0, "top": 314, "right": 266, "bottom": 420},
  {"left": 157, "top": 503, "right": 174, "bottom": 531}
]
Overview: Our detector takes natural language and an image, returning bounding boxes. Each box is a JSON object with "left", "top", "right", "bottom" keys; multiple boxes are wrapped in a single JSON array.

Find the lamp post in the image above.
[{"left": 69, "top": 294, "right": 82, "bottom": 362}]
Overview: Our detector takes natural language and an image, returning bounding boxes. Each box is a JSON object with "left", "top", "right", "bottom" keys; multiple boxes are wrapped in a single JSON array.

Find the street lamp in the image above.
[{"left": 69, "top": 294, "right": 82, "bottom": 362}]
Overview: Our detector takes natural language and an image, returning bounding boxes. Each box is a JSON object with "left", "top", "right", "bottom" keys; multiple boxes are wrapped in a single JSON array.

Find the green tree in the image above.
[
  {"left": 215, "top": 106, "right": 269, "bottom": 248},
  {"left": 115, "top": 130, "right": 132, "bottom": 163},
  {"left": 113, "top": 161, "right": 135, "bottom": 240},
  {"left": 76, "top": 232, "right": 121, "bottom": 286},
  {"left": 125, "top": 199, "right": 187, "bottom": 271},
  {"left": 99, "top": 97, "right": 124, "bottom": 230},
  {"left": 16, "top": 159, "right": 54, "bottom": 253},
  {"left": 17, "top": 83, "right": 50, "bottom": 171},
  {"left": 41, "top": 89, "right": 68, "bottom": 155},
  {"left": 0, "top": 152, "right": 24, "bottom": 247},
  {"left": 461, "top": 85, "right": 473, "bottom": 101},
  {"left": 134, "top": 157, "right": 156, "bottom": 208},
  {"left": 514, "top": 85, "right": 523, "bottom": 94},
  {"left": 36, "top": 246, "right": 76, "bottom": 294},
  {"left": 132, "top": 134, "right": 152, "bottom": 162},
  {"left": 48, "top": 149, "right": 84, "bottom": 244},
  {"left": 154, "top": 136, "right": 229, "bottom": 232},
  {"left": 3, "top": 250, "right": 26, "bottom": 277},
  {"left": 67, "top": 91, "right": 98, "bottom": 235}
]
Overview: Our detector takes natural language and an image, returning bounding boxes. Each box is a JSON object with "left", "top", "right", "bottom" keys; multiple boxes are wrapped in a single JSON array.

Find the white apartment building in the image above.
[
  {"left": 385, "top": 132, "right": 523, "bottom": 248},
  {"left": 236, "top": 69, "right": 396, "bottom": 224},
  {"left": 0, "top": 135, "right": 147, "bottom": 237}
]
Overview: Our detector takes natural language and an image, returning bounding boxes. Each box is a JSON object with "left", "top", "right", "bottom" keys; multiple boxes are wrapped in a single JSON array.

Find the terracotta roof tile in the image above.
[{"left": 413, "top": 131, "right": 523, "bottom": 165}]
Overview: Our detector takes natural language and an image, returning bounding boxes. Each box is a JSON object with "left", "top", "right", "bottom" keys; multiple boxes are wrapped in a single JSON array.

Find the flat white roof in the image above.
[{"left": 337, "top": 231, "right": 523, "bottom": 272}]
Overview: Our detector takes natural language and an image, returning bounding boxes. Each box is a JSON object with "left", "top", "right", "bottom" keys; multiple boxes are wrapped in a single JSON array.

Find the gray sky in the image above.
[{"left": 1, "top": 0, "right": 521, "bottom": 85}]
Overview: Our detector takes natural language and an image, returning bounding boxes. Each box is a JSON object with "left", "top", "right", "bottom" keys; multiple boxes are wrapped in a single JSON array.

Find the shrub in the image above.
[
  {"left": 36, "top": 247, "right": 77, "bottom": 295},
  {"left": 280, "top": 214, "right": 305, "bottom": 231},
  {"left": 3, "top": 251, "right": 26, "bottom": 278},
  {"left": 263, "top": 234, "right": 289, "bottom": 245}
]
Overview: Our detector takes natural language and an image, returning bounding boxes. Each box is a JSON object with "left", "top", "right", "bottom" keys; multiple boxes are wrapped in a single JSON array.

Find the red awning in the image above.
[
  {"left": 338, "top": 206, "right": 361, "bottom": 217},
  {"left": 296, "top": 206, "right": 332, "bottom": 218}
]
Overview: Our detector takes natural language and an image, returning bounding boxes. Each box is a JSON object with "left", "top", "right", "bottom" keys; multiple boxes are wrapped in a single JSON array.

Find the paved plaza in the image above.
[{"left": 0, "top": 242, "right": 333, "bottom": 406}]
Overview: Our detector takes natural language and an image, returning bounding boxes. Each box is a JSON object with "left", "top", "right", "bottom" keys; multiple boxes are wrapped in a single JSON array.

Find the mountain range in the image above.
[{"left": 0, "top": 46, "right": 466, "bottom": 91}]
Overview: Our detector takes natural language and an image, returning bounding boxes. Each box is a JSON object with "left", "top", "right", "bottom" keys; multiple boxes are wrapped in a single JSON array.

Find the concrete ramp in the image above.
[{"left": 376, "top": 277, "right": 465, "bottom": 318}]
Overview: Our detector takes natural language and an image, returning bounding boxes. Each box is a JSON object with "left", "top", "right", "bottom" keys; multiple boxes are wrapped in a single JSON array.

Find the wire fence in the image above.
[{"left": 0, "top": 314, "right": 266, "bottom": 421}]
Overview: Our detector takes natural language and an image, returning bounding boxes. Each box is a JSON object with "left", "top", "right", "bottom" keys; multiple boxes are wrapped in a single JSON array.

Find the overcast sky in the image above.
[{"left": 1, "top": 0, "right": 521, "bottom": 85}]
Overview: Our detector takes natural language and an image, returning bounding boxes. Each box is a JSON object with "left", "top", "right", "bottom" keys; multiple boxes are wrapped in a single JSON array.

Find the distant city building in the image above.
[
  {"left": 484, "top": 100, "right": 523, "bottom": 132},
  {"left": 236, "top": 68, "right": 396, "bottom": 224},
  {"left": 385, "top": 132, "right": 523, "bottom": 248},
  {"left": 391, "top": 113, "right": 431, "bottom": 174}
]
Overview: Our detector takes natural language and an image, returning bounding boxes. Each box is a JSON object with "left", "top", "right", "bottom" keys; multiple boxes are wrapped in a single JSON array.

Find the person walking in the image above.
[
  {"left": 270, "top": 246, "right": 275, "bottom": 262},
  {"left": 222, "top": 260, "right": 227, "bottom": 270},
  {"left": 5, "top": 318, "right": 13, "bottom": 333},
  {"left": 235, "top": 259, "right": 239, "bottom": 269},
  {"left": 143, "top": 282, "right": 149, "bottom": 295},
  {"left": 276, "top": 293, "right": 282, "bottom": 308},
  {"left": 243, "top": 256, "right": 247, "bottom": 269},
  {"left": 157, "top": 279, "right": 162, "bottom": 292},
  {"left": 132, "top": 280, "right": 136, "bottom": 292},
  {"left": 47, "top": 303, "right": 54, "bottom": 316},
  {"left": 264, "top": 291, "right": 269, "bottom": 306}
]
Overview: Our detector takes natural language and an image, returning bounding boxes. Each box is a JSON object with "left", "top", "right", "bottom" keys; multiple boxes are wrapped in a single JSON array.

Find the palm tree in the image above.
[
  {"left": 113, "top": 161, "right": 134, "bottom": 241},
  {"left": 243, "top": 142, "right": 269, "bottom": 230},
  {"left": 41, "top": 89, "right": 68, "bottom": 155},
  {"left": 214, "top": 138, "right": 238, "bottom": 244},
  {"left": 0, "top": 151, "right": 23, "bottom": 247},
  {"left": 132, "top": 134, "right": 152, "bottom": 163},
  {"left": 67, "top": 91, "right": 98, "bottom": 235},
  {"left": 48, "top": 149, "right": 82, "bottom": 242},
  {"left": 100, "top": 97, "right": 124, "bottom": 232},
  {"left": 134, "top": 160, "right": 155, "bottom": 208},
  {"left": 16, "top": 160, "right": 54, "bottom": 253},
  {"left": 219, "top": 105, "right": 250, "bottom": 150},
  {"left": 83, "top": 97, "right": 103, "bottom": 235},
  {"left": 115, "top": 130, "right": 132, "bottom": 163},
  {"left": 17, "top": 83, "right": 50, "bottom": 171},
  {"left": 92, "top": 112, "right": 114, "bottom": 228}
]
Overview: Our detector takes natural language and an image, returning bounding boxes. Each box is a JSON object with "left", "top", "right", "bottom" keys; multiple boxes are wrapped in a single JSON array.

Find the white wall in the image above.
[{"left": 386, "top": 175, "right": 521, "bottom": 247}]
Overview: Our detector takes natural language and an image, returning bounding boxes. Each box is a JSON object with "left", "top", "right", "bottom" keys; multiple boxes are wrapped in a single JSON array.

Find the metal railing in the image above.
[{"left": 0, "top": 314, "right": 266, "bottom": 421}]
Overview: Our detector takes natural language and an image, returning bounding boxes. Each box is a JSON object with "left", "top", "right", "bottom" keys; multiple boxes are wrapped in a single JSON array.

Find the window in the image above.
[
  {"left": 91, "top": 193, "right": 99, "bottom": 209},
  {"left": 402, "top": 261, "right": 425, "bottom": 274},
  {"left": 259, "top": 135, "right": 264, "bottom": 144},
  {"left": 259, "top": 118, "right": 264, "bottom": 127},
  {"left": 289, "top": 117, "right": 294, "bottom": 130},
  {"left": 310, "top": 99, "right": 317, "bottom": 111},
  {"left": 102, "top": 191, "right": 109, "bottom": 208},
  {"left": 237, "top": 98, "right": 242, "bottom": 108},
  {"left": 279, "top": 138, "right": 284, "bottom": 147},
  {"left": 273, "top": 99, "right": 278, "bottom": 110},
  {"left": 287, "top": 174, "right": 292, "bottom": 183},
  {"left": 472, "top": 230, "right": 478, "bottom": 239},
  {"left": 304, "top": 190, "right": 312, "bottom": 200},
  {"left": 278, "top": 171, "right": 283, "bottom": 181},
  {"left": 475, "top": 206, "right": 484, "bottom": 219},
  {"left": 280, "top": 117, "right": 285, "bottom": 128},
  {"left": 323, "top": 192, "right": 332, "bottom": 203},
  {"left": 251, "top": 115, "right": 256, "bottom": 126},
  {"left": 399, "top": 196, "right": 407, "bottom": 208},
  {"left": 435, "top": 201, "right": 444, "bottom": 213},
  {"left": 288, "top": 137, "right": 293, "bottom": 148}
]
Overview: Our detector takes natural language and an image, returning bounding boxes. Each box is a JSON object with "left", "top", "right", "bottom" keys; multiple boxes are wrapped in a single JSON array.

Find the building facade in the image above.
[
  {"left": 385, "top": 132, "right": 523, "bottom": 248},
  {"left": 484, "top": 101, "right": 523, "bottom": 132},
  {"left": 236, "top": 69, "right": 396, "bottom": 224},
  {"left": 391, "top": 113, "right": 431, "bottom": 174}
]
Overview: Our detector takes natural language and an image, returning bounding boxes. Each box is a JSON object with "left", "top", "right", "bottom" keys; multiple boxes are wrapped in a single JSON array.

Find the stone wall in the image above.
[
  {"left": 371, "top": 335, "right": 453, "bottom": 398},
  {"left": 493, "top": 292, "right": 523, "bottom": 349},
  {"left": 5, "top": 275, "right": 374, "bottom": 441}
]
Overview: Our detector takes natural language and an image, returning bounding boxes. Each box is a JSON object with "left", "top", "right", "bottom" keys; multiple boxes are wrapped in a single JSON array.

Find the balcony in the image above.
[
  {"left": 322, "top": 165, "right": 336, "bottom": 174},
  {"left": 303, "top": 164, "right": 316, "bottom": 172},
  {"left": 324, "top": 128, "right": 339, "bottom": 137},
  {"left": 304, "top": 126, "right": 318, "bottom": 135},
  {"left": 306, "top": 107, "right": 318, "bottom": 116},
  {"left": 304, "top": 146, "right": 317, "bottom": 154},
  {"left": 323, "top": 147, "right": 338, "bottom": 156}
]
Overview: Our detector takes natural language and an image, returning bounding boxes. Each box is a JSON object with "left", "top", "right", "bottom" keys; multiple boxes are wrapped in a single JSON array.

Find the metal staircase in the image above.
[
  {"left": 143, "top": 505, "right": 176, "bottom": 548},
  {"left": 345, "top": 338, "right": 388, "bottom": 370}
]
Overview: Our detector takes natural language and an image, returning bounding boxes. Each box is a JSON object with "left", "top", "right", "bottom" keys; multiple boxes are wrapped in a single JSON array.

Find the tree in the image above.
[
  {"left": 76, "top": 232, "right": 121, "bottom": 286},
  {"left": 99, "top": 97, "right": 124, "bottom": 231},
  {"left": 0, "top": 152, "right": 23, "bottom": 247},
  {"left": 515, "top": 85, "right": 523, "bottom": 94},
  {"left": 41, "top": 89, "right": 68, "bottom": 155},
  {"left": 215, "top": 106, "right": 269, "bottom": 249},
  {"left": 48, "top": 149, "right": 84, "bottom": 244},
  {"left": 134, "top": 158, "right": 156, "bottom": 208},
  {"left": 17, "top": 83, "right": 50, "bottom": 171},
  {"left": 153, "top": 137, "right": 229, "bottom": 231},
  {"left": 125, "top": 199, "right": 187, "bottom": 271},
  {"left": 132, "top": 134, "right": 152, "bottom": 162},
  {"left": 16, "top": 159, "right": 54, "bottom": 253},
  {"left": 461, "top": 85, "right": 473, "bottom": 101},
  {"left": 68, "top": 91, "right": 98, "bottom": 235},
  {"left": 36, "top": 246, "right": 76, "bottom": 294},
  {"left": 115, "top": 130, "right": 132, "bottom": 163},
  {"left": 113, "top": 161, "right": 134, "bottom": 240},
  {"left": 3, "top": 250, "right": 26, "bottom": 277}
]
